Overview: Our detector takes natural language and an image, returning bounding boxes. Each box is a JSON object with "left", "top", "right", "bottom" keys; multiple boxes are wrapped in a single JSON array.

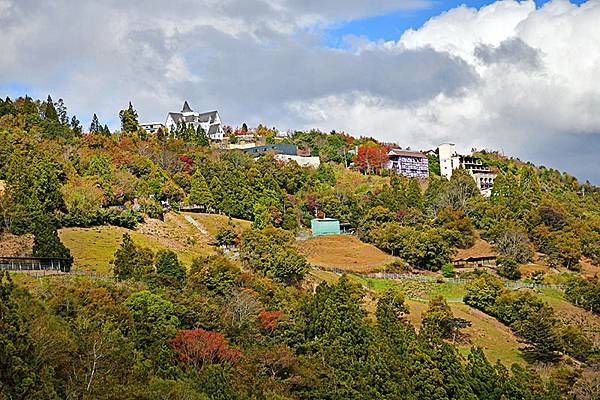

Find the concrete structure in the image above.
[
  {"left": 274, "top": 154, "right": 321, "bottom": 168},
  {"left": 165, "top": 101, "right": 224, "bottom": 140},
  {"left": 140, "top": 122, "right": 165, "bottom": 134},
  {"left": 437, "top": 143, "right": 497, "bottom": 196},
  {"left": 311, "top": 218, "right": 341, "bottom": 236},
  {"left": 385, "top": 149, "right": 429, "bottom": 178}
]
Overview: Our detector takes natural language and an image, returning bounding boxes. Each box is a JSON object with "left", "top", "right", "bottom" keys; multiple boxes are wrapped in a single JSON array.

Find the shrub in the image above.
[{"left": 496, "top": 257, "right": 521, "bottom": 280}]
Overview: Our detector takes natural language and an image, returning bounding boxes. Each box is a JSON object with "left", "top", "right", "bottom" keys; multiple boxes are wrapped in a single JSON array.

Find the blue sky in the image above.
[{"left": 325, "top": 0, "right": 587, "bottom": 47}]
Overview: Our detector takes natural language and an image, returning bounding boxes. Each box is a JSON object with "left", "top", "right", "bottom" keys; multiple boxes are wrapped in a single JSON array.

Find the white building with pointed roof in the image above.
[{"left": 165, "top": 101, "right": 224, "bottom": 140}]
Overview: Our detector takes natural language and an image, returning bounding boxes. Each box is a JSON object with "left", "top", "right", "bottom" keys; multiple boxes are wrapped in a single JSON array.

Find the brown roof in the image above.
[
  {"left": 388, "top": 149, "right": 427, "bottom": 158},
  {"left": 454, "top": 239, "right": 497, "bottom": 261}
]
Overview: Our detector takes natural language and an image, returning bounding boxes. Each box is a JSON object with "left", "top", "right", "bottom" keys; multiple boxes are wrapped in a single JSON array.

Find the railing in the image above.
[
  {"left": 313, "top": 266, "right": 564, "bottom": 290},
  {"left": 0, "top": 257, "right": 70, "bottom": 273}
]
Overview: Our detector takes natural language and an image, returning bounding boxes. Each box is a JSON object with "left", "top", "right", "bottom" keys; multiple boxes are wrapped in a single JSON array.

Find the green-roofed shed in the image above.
[{"left": 311, "top": 218, "right": 341, "bottom": 236}]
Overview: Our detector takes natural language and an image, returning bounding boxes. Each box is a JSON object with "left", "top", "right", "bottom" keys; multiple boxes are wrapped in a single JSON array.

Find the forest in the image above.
[{"left": 1, "top": 95, "right": 599, "bottom": 399}]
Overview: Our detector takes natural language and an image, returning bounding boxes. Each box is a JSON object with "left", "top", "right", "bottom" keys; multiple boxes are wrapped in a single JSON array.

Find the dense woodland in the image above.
[{"left": 1, "top": 95, "right": 600, "bottom": 399}]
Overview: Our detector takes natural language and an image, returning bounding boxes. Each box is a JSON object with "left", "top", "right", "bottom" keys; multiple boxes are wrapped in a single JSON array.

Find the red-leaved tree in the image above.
[
  {"left": 170, "top": 328, "right": 242, "bottom": 369},
  {"left": 355, "top": 142, "right": 389, "bottom": 174},
  {"left": 257, "top": 310, "right": 283, "bottom": 333}
]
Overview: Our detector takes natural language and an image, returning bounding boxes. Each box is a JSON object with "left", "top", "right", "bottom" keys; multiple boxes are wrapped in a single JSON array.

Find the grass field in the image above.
[
  {"left": 59, "top": 212, "right": 214, "bottom": 274},
  {"left": 297, "top": 234, "right": 398, "bottom": 272},
  {"left": 184, "top": 212, "right": 252, "bottom": 238}
]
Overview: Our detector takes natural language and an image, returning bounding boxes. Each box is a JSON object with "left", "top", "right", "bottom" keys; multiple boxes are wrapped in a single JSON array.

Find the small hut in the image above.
[{"left": 311, "top": 218, "right": 341, "bottom": 236}]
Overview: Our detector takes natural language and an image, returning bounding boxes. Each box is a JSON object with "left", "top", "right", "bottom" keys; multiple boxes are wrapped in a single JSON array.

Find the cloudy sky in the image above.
[{"left": 1, "top": 0, "right": 599, "bottom": 183}]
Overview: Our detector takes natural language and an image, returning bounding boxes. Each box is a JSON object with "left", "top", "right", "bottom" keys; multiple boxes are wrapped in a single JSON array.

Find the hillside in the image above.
[
  {"left": 297, "top": 234, "right": 398, "bottom": 272},
  {"left": 58, "top": 212, "right": 214, "bottom": 273}
]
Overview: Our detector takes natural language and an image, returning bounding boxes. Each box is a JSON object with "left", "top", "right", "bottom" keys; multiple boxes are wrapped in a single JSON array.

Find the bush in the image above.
[
  {"left": 441, "top": 264, "right": 455, "bottom": 278},
  {"left": 496, "top": 257, "right": 521, "bottom": 280}
]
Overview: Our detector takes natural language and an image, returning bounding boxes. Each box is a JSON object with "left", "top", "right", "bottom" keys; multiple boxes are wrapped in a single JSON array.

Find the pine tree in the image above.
[
  {"left": 56, "top": 98, "right": 68, "bottom": 124},
  {"left": 195, "top": 125, "right": 209, "bottom": 146},
  {"left": 112, "top": 233, "right": 138, "bottom": 280},
  {"left": 102, "top": 124, "right": 111, "bottom": 136},
  {"left": 89, "top": 113, "right": 100, "bottom": 133},
  {"left": 118, "top": 102, "right": 139, "bottom": 133},
  {"left": 209, "top": 176, "right": 223, "bottom": 210},
  {"left": 155, "top": 250, "right": 186, "bottom": 287},
  {"left": 70, "top": 115, "right": 82, "bottom": 135},
  {"left": 406, "top": 178, "right": 423, "bottom": 209},
  {"left": 189, "top": 170, "right": 214, "bottom": 211},
  {"left": 44, "top": 95, "right": 58, "bottom": 121},
  {"left": 32, "top": 217, "right": 73, "bottom": 271}
]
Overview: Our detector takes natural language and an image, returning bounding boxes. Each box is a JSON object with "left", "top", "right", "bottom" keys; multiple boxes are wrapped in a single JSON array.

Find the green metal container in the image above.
[{"left": 311, "top": 218, "right": 341, "bottom": 236}]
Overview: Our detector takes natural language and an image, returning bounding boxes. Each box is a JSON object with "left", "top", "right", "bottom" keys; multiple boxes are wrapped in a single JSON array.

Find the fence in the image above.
[
  {"left": 0, "top": 256, "right": 70, "bottom": 273},
  {"left": 314, "top": 267, "right": 564, "bottom": 290}
]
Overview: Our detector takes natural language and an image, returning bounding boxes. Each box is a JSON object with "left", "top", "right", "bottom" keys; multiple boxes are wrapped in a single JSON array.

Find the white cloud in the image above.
[
  {"left": 290, "top": 0, "right": 600, "bottom": 182},
  {"left": 0, "top": 0, "right": 599, "bottom": 182}
]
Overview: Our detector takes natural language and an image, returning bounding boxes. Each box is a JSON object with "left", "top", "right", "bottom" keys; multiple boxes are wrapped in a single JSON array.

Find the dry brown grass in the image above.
[
  {"left": 0, "top": 232, "right": 33, "bottom": 257},
  {"left": 454, "top": 238, "right": 496, "bottom": 260},
  {"left": 184, "top": 212, "right": 252, "bottom": 238},
  {"left": 297, "top": 234, "right": 399, "bottom": 272}
]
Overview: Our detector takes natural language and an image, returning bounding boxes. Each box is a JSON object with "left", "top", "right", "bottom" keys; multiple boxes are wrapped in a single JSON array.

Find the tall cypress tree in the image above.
[
  {"left": 44, "top": 95, "right": 58, "bottom": 121},
  {"left": 189, "top": 170, "right": 214, "bottom": 211},
  {"left": 89, "top": 113, "right": 100, "bottom": 133},
  {"left": 32, "top": 217, "right": 73, "bottom": 271},
  {"left": 118, "top": 102, "right": 139, "bottom": 133}
]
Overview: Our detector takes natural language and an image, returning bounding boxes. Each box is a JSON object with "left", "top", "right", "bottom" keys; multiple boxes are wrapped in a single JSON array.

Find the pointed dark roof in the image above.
[{"left": 181, "top": 101, "right": 193, "bottom": 113}]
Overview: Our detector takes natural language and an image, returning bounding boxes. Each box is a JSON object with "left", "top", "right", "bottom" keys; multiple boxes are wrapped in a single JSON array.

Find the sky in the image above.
[{"left": 1, "top": 0, "right": 599, "bottom": 183}]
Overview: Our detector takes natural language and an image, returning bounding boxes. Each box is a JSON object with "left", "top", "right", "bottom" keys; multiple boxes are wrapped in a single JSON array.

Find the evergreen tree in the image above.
[
  {"left": 155, "top": 250, "right": 186, "bottom": 287},
  {"left": 0, "top": 272, "right": 58, "bottom": 399},
  {"left": 406, "top": 178, "right": 423, "bottom": 209},
  {"left": 209, "top": 176, "right": 223, "bottom": 210},
  {"left": 189, "top": 170, "right": 214, "bottom": 211},
  {"left": 518, "top": 306, "right": 562, "bottom": 363},
  {"left": 70, "top": 115, "right": 82, "bottom": 135},
  {"left": 195, "top": 125, "right": 209, "bottom": 146},
  {"left": 112, "top": 233, "right": 138, "bottom": 280},
  {"left": 56, "top": 98, "right": 68, "bottom": 124},
  {"left": 118, "top": 102, "right": 139, "bottom": 133},
  {"left": 32, "top": 217, "right": 74, "bottom": 271},
  {"left": 102, "top": 124, "right": 111, "bottom": 136},
  {"left": 44, "top": 95, "right": 59, "bottom": 121},
  {"left": 89, "top": 113, "right": 101, "bottom": 133}
]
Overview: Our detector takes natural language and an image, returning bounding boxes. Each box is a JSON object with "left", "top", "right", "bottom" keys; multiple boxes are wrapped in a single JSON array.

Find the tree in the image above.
[
  {"left": 70, "top": 115, "right": 82, "bottom": 135},
  {"left": 124, "top": 291, "right": 180, "bottom": 367},
  {"left": 170, "top": 329, "right": 241, "bottom": 370},
  {"left": 493, "top": 226, "right": 534, "bottom": 263},
  {"left": 32, "top": 217, "right": 73, "bottom": 271},
  {"left": 189, "top": 170, "right": 214, "bottom": 211},
  {"left": 355, "top": 141, "right": 389, "bottom": 174},
  {"left": 56, "top": 98, "right": 68, "bottom": 124},
  {"left": 112, "top": 233, "right": 139, "bottom": 280},
  {"left": 421, "top": 295, "right": 470, "bottom": 342},
  {"left": 155, "top": 249, "right": 186, "bottom": 287},
  {"left": 215, "top": 218, "right": 238, "bottom": 247},
  {"left": 44, "top": 94, "right": 59, "bottom": 121},
  {"left": 0, "top": 272, "right": 59, "bottom": 399},
  {"left": 517, "top": 306, "right": 562, "bottom": 363},
  {"left": 464, "top": 274, "right": 504, "bottom": 311},
  {"left": 188, "top": 255, "right": 240, "bottom": 295},
  {"left": 89, "top": 113, "right": 101, "bottom": 134},
  {"left": 271, "top": 247, "right": 309, "bottom": 285},
  {"left": 119, "top": 102, "right": 139, "bottom": 133},
  {"left": 194, "top": 125, "right": 209, "bottom": 146},
  {"left": 496, "top": 257, "right": 522, "bottom": 280}
]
